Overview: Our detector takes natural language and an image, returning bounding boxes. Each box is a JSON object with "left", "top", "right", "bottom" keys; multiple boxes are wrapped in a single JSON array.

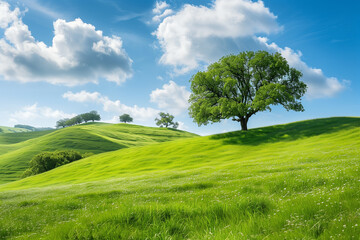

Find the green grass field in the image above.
[
  {"left": 0, "top": 117, "right": 359, "bottom": 239},
  {"left": 0, "top": 123, "right": 196, "bottom": 184},
  {"left": 0, "top": 126, "right": 31, "bottom": 134}
]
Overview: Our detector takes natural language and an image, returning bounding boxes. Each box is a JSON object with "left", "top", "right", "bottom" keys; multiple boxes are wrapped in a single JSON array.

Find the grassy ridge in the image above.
[
  {"left": 0, "top": 117, "right": 359, "bottom": 239},
  {"left": 0, "top": 123, "right": 196, "bottom": 184},
  {"left": 0, "top": 130, "right": 55, "bottom": 145},
  {"left": 2, "top": 117, "right": 358, "bottom": 189},
  {"left": 0, "top": 126, "right": 31, "bottom": 134}
]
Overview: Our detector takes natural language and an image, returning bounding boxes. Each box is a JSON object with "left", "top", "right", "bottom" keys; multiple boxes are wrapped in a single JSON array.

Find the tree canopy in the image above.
[
  {"left": 21, "top": 150, "right": 83, "bottom": 178},
  {"left": 155, "top": 112, "right": 179, "bottom": 129},
  {"left": 88, "top": 111, "right": 101, "bottom": 122},
  {"left": 119, "top": 114, "right": 133, "bottom": 123},
  {"left": 56, "top": 111, "right": 101, "bottom": 128},
  {"left": 189, "top": 51, "right": 307, "bottom": 130}
]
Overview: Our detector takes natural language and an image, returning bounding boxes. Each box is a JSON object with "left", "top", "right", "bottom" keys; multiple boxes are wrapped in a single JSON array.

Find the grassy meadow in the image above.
[
  {"left": 0, "top": 117, "right": 359, "bottom": 239},
  {"left": 0, "top": 123, "right": 196, "bottom": 184}
]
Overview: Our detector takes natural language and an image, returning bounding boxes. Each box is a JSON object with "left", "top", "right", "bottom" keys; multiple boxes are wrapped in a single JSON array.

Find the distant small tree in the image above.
[
  {"left": 65, "top": 117, "right": 76, "bottom": 126},
  {"left": 81, "top": 113, "right": 92, "bottom": 123},
  {"left": 56, "top": 111, "right": 100, "bottom": 128},
  {"left": 74, "top": 115, "right": 83, "bottom": 125},
  {"left": 56, "top": 119, "right": 68, "bottom": 128},
  {"left": 119, "top": 114, "right": 133, "bottom": 123},
  {"left": 89, "top": 111, "right": 101, "bottom": 122},
  {"left": 155, "top": 112, "right": 179, "bottom": 128},
  {"left": 0, "top": 128, "right": 3, "bottom": 133}
]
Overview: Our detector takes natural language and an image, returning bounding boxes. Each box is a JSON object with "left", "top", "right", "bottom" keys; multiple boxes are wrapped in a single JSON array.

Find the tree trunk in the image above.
[{"left": 240, "top": 117, "right": 248, "bottom": 131}]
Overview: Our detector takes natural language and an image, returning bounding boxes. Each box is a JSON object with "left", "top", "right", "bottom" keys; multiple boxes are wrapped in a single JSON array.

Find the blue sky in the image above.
[{"left": 0, "top": 0, "right": 358, "bottom": 135}]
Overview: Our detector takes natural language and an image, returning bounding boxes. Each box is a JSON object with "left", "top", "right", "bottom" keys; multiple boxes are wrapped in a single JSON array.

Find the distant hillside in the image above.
[
  {"left": 13, "top": 124, "right": 54, "bottom": 132},
  {"left": 0, "top": 123, "right": 197, "bottom": 184},
  {"left": 0, "top": 126, "right": 31, "bottom": 133}
]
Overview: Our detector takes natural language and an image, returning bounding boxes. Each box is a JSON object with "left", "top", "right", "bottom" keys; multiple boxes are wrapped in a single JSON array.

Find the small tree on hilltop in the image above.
[
  {"left": 56, "top": 118, "right": 68, "bottom": 128},
  {"left": 119, "top": 114, "right": 133, "bottom": 123},
  {"left": 65, "top": 117, "right": 76, "bottom": 126},
  {"left": 74, "top": 115, "right": 83, "bottom": 125},
  {"left": 81, "top": 113, "right": 92, "bottom": 123},
  {"left": 155, "top": 112, "right": 179, "bottom": 129},
  {"left": 89, "top": 111, "right": 101, "bottom": 122},
  {"left": 189, "top": 50, "right": 307, "bottom": 131}
]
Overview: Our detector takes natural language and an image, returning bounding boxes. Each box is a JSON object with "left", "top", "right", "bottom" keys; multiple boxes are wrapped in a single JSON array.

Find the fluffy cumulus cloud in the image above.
[
  {"left": 0, "top": 1, "right": 132, "bottom": 85},
  {"left": 9, "top": 103, "right": 75, "bottom": 127},
  {"left": 63, "top": 91, "right": 159, "bottom": 122},
  {"left": 153, "top": 0, "right": 346, "bottom": 98},
  {"left": 0, "top": 1, "right": 20, "bottom": 28},
  {"left": 150, "top": 81, "right": 190, "bottom": 115},
  {"left": 153, "top": 0, "right": 280, "bottom": 73}
]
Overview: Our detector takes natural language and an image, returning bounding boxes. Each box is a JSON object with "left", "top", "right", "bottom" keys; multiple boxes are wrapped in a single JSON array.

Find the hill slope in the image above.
[
  {"left": 3, "top": 117, "right": 358, "bottom": 189},
  {"left": 0, "top": 123, "right": 197, "bottom": 183},
  {"left": 0, "top": 117, "right": 358, "bottom": 239},
  {"left": 0, "top": 126, "right": 31, "bottom": 133}
]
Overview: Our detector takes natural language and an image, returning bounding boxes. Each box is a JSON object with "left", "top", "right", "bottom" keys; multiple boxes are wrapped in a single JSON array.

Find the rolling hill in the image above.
[
  {"left": 0, "top": 117, "right": 358, "bottom": 239},
  {"left": 0, "top": 126, "right": 31, "bottom": 134},
  {"left": 0, "top": 122, "right": 197, "bottom": 184}
]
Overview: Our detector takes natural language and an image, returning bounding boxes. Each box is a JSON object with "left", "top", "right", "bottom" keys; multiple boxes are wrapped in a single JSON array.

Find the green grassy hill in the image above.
[
  {"left": 0, "top": 126, "right": 31, "bottom": 134},
  {"left": 0, "top": 123, "right": 197, "bottom": 184},
  {"left": 0, "top": 117, "right": 359, "bottom": 239}
]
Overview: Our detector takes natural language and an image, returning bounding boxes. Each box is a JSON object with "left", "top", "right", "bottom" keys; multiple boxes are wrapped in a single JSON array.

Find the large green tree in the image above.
[{"left": 189, "top": 51, "right": 307, "bottom": 131}]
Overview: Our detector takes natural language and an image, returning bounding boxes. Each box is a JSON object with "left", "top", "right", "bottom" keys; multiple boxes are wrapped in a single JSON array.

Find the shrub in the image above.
[{"left": 21, "top": 150, "right": 84, "bottom": 178}]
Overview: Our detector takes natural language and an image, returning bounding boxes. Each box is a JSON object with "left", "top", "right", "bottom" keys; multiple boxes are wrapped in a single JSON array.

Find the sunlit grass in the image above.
[
  {"left": 0, "top": 117, "right": 359, "bottom": 239},
  {"left": 0, "top": 123, "right": 196, "bottom": 184}
]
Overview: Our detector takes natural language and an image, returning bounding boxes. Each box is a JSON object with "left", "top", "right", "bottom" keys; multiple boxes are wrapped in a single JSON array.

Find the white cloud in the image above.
[
  {"left": 153, "top": 0, "right": 280, "bottom": 73},
  {"left": 150, "top": 81, "right": 190, "bottom": 115},
  {"left": 63, "top": 91, "right": 159, "bottom": 122},
  {"left": 151, "top": 1, "right": 173, "bottom": 23},
  {"left": 0, "top": 1, "right": 20, "bottom": 28},
  {"left": 257, "top": 37, "right": 346, "bottom": 98},
  {"left": 102, "top": 100, "right": 159, "bottom": 122},
  {"left": 153, "top": 0, "right": 346, "bottom": 98},
  {"left": 9, "top": 103, "right": 75, "bottom": 127},
  {"left": 0, "top": 1, "right": 132, "bottom": 85},
  {"left": 177, "top": 121, "right": 187, "bottom": 131},
  {"left": 153, "top": 1, "right": 170, "bottom": 15},
  {"left": 63, "top": 90, "right": 102, "bottom": 102},
  {"left": 152, "top": 9, "right": 174, "bottom": 23}
]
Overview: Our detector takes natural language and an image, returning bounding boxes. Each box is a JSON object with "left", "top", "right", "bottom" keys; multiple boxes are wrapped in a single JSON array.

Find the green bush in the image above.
[{"left": 22, "top": 150, "right": 84, "bottom": 178}]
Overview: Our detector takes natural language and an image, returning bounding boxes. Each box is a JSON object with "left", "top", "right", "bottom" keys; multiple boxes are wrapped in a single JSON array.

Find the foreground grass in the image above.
[
  {"left": 0, "top": 123, "right": 196, "bottom": 184},
  {"left": 0, "top": 117, "right": 359, "bottom": 239}
]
